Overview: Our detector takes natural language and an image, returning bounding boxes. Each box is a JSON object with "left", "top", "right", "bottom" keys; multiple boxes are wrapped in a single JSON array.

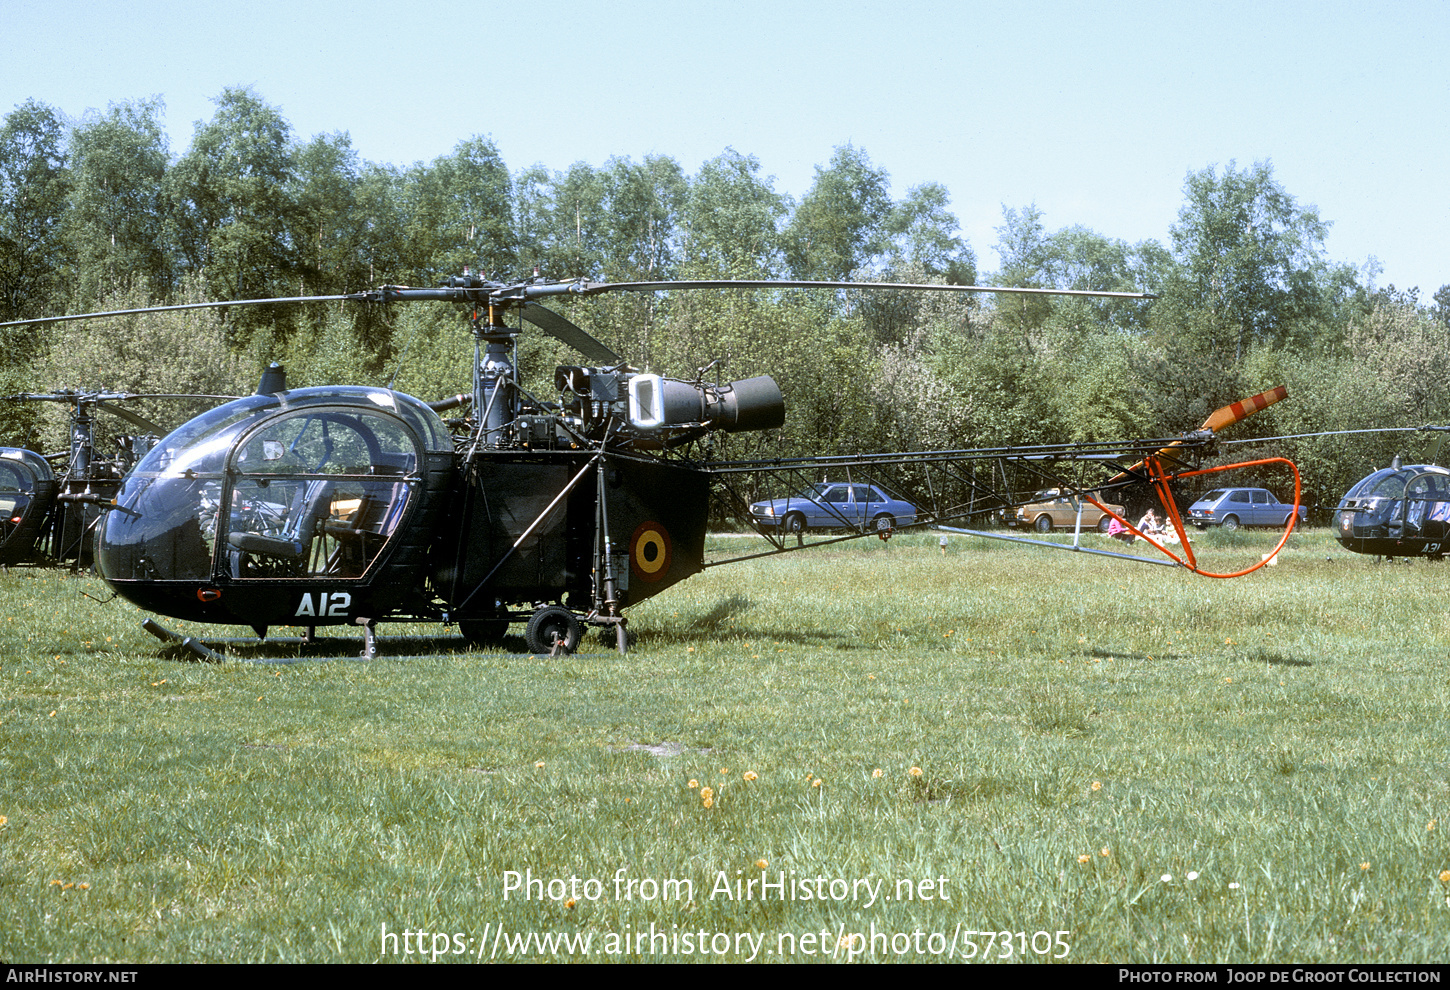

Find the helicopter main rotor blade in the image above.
[
  {"left": 520, "top": 302, "right": 622, "bottom": 364},
  {"left": 0, "top": 296, "right": 353, "bottom": 329},
  {"left": 93, "top": 401, "right": 166, "bottom": 435},
  {"left": 529, "top": 279, "right": 1159, "bottom": 301},
  {"left": 0, "top": 277, "right": 1157, "bottom": 331}
]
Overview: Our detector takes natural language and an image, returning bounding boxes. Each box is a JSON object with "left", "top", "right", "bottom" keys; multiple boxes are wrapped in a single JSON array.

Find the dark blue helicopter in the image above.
[
  {"left": 3, "top": 275, "right": 1185, "bottom": 657},
  {"left": 0, "top": 447, "right": 57, "bottom": 565},
  {"left": 1334, "top": 450, "right": 1450, "bottom": 560}
]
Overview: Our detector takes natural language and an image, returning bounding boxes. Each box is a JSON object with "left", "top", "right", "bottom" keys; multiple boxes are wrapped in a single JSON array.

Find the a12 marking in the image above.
[{"left": 296, "top": 591, "right": 351, "bottom": 617}]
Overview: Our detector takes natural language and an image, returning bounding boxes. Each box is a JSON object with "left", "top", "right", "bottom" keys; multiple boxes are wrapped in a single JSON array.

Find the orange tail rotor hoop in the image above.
[{"left": 1161, "top": 456, "right": 1302, "bottom": 579}]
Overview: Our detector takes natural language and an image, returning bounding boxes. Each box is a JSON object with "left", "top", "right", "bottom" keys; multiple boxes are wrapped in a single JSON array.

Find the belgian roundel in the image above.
[{"left": 630, "top": 521, "right": 672, "bottom": 582}]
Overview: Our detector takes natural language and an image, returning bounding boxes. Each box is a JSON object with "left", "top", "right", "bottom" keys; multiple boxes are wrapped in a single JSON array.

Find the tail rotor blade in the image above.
[
  {"left": 1199, "top": 385, "right": 1290, "bottom": 433},
  {"left": 1107, "top": 385, "right": 1289, "bottom": 485}
]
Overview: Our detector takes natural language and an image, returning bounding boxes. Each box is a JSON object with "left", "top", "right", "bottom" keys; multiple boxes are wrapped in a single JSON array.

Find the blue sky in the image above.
[{"left": 4, "top": 0, "right": 1446, "bottom": 294}]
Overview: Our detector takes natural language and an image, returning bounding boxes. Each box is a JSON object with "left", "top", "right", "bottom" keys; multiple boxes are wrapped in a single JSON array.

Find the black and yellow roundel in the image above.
[{"left": 630, "top": 521, "right": 672, "bottom": 581}]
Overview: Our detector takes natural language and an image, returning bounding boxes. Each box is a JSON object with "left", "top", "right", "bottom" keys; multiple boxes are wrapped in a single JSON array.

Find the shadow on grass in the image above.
[
  {"left": 159, "top": 632, "right": 476, "bottom": 664},
  {"left": 687, "top": 593, "right": 752, "bottom": 632}
]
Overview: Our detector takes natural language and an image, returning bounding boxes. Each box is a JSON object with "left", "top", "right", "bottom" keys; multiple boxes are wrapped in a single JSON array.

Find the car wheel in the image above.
[
  {"left": 1221, "top": 515, "right": 1240, "bottom": 532},
  {"left": 1034, "top": 515, "right": 1053, "bottom": 533},
  {"left": 784, "top": 512, "right": 806, "bottom": 535},
  {"left": 1097, "top": 515, "right": 1113, "bottom": 533},
  {"left": 525, "top": 606, "right": 581, "bottom": 655},
  {"left": 459, "top": 619, "right": 508, "bottom": 647},
  {"left": 872, "top": 513, "right": 895, "bottom": 532},
  {"left": 1283, "top": 514, "right": 1296, "bottom": 528}
]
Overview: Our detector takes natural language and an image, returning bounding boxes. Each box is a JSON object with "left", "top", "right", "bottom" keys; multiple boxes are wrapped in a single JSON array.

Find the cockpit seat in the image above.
[{"left": 228, "top": 480, "right": 334, "bottom": 566}]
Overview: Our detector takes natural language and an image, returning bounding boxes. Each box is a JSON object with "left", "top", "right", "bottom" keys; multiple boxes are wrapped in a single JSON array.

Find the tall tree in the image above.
[
  {"left": 0, "top": 99, "right": 70, "bottom": 329},
  {"left": 287, "top": 131, "right": 363, "bottom": 296},
  {"left": 403, "top": 136, "right": 515, "bottom": 281},
  {"left": 1168, "top": 160, "right": 1349, "bottom": 362},
  {"left": 681, "top": 149, "right": 785, "bottom": 279},
  {"left": 883, "top": 182, "right": 974, "bottom": 282},
  {"left": 163, "top": 88, "right": 296, "bottom": 304},
  {"left": 62, "top": 98, "right": 172, "bottom": 308},
  {"left": 600, "top": 154, "right": 686, "bottom": 281},
  {"left": 784, "top": 144, "right": 891, "bottom": 281}
]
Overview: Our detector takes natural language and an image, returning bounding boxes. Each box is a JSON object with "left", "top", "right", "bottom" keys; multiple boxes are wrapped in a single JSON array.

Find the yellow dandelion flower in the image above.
[
  {"left": 687, "top": 779, "right": 699, "bottom": 789},
  {"left": 535, "top": 761, "right": 545, "bottom": 768},
  {"left": 1101, "top": 847, "right": 1111, "bottom": 857},
  {"left": 812, "top": 778, "right": 822, "bottom": 788},
  {"left": 700, "top": 786, "right": 713, "bottom": 801},
  {"left": 565, "top": 897, "right": 577, "bottom": 909},
  {"left": 1440, "top": 870, "right": 1450, "bottom": 884},
  {"left": 908, "top": 766, "right": 923, "bottom": 777},
  {"left": 872, "top": 768, "right": 883, "bottom": 778},
  {"left": 1430, "top": 820, "right": 1438, "bottom": 832},
  {"left": 703, "top": 797, "right": 714, "bottom": 809},
  {"left": 1077, "top": 854, "right": 1090, "bottom": 863},
  {"left": 0, "top": 816, "right": 7, "bottom": 826},
  {"left": 78, "top": 883, "right": 89, "bottom": 890},
  {"left": 1361, "top": 863, "right": 1370, "bottom": 871},
  {"left": 755, "top": 859, "right": 768, "bottom": 870},
  {"left": 1091, "top": 781, "right": 1102, "bottom": 791},
  {"left": 743, "top": 771, "right": 758, "bottom": 782}
]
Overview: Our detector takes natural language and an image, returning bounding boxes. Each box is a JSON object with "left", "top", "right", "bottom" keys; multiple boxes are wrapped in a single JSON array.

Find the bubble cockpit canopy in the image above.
[{"left": 99, "top": 387, "right": 451, "bottom": 587}]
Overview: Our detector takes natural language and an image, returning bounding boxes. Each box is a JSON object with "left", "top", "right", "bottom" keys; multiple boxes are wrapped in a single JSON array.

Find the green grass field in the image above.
[{"left": 2, "top": 527, "right": 1449, "bottom": 963}]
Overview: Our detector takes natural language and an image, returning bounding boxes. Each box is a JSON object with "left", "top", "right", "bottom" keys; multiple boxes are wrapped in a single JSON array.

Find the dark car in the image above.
[
  {"left": 749, "top": 482, "right": 918, "bottom": 533},
  {"left": 1187, "top": 487, "right": 1305, "bottom": 531}
]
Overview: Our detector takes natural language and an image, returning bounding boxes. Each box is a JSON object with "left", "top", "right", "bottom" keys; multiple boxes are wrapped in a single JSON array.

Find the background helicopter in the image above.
[
  {"left": 1333, "top": 429, "right": 1450, "bottom": 560},
  {"left": 0, "top": 391, "right": 232, "bottom": 569},
  {"left": 0, "top": 275, "right": 1297, "bottom": 658}
]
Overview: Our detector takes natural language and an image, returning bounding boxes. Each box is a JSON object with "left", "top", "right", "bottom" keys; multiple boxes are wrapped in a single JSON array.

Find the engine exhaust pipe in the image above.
[{"left": 628, "top": 375, "right": 785, "bottom": 433}]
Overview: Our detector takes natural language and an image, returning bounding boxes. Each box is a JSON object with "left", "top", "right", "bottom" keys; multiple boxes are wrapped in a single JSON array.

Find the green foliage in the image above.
[
  {"left": 61, "top": 99, "right": 171, "bottom": 309},
  {"left": 164, "top": 88, "right": 296, "bottom": 309},
  {"left": 4, "top": 89, "right": 1446, "bottom": 481},
  {"left": 0, "top": 99, "right": 70, "bottom": 327},
  {"left": 23, "top": 281, "right": 252, "bottom": 450},
  {"left": 1167, "top": 160, "right": 1355, "bottom": 362},
  {"left": 680, "top": 149, "right": 786, "bottom": 279}
]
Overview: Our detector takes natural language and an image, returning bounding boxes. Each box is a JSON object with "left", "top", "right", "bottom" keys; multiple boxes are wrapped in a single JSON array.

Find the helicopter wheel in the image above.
[
  {"left": 526, "top": 606, "right": 582, "bottom": 655},
  {"left": 459, "top": 619, "right": 509, "bottom": 648}
]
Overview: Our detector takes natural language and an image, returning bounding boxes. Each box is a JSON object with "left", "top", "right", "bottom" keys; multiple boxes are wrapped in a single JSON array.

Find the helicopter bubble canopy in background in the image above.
[
  {"left": 0, "top": 390, "right": 236, "bottom": 569},
  {"left": 3, "top": 272, "right": 1307, "bottom": 660},
  {"left": 0, "top": 447, "right": 57, "bottom": 565},
  {"left": 1333, "top": 442, "right": 1450, "bottom": 560}
]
